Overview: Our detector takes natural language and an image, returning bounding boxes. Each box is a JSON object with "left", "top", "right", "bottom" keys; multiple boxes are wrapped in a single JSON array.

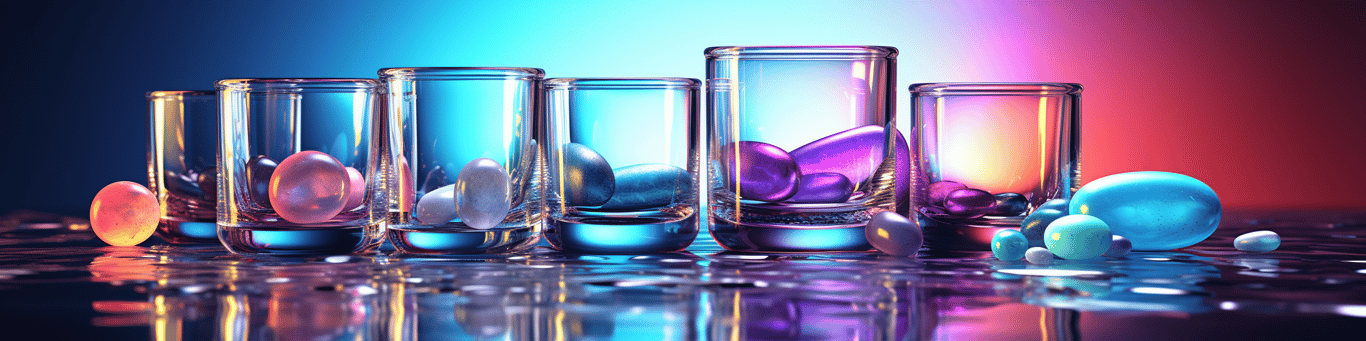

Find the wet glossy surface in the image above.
[{"left": 2, "top": 210, "right": 1366, "bottom": 339}]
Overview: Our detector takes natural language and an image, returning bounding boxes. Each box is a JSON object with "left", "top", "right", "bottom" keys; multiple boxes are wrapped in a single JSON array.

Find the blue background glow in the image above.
[{"left": 4, "top": 0, "right": 1364, "bottom": 214}]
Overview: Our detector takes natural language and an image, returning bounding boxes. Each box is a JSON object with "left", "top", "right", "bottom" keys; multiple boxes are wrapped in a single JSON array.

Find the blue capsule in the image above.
[
  {"left": 1037, "top": 198, "right": 1070, "bottom": 212},
  {"left": 1070, "top": 171, "right": 1220, "bottom": 251},
  {"left": 1021, "top": 209, "right": 1067, "bottom": 248}
]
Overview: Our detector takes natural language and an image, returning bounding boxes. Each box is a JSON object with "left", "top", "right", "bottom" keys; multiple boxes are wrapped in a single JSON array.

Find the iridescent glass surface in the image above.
[{"left": 1, "top": 210, "right": 1365, "bottom": 339}]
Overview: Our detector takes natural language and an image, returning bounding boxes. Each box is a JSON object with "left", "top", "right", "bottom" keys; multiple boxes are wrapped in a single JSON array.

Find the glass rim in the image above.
[
  {"left": 545, "top": 77, "right": 700, "bottom": 90},
  {"left": 908, "top": 83, "right": 1082, "bottom": 95},
  {"left": 215, "top": 78, "right": 381, "bottom": 92},
  {"left": 378, "top": 67, "right": 545, "bottom": 80},
  {"left": 705, "top": 45, "right": 898, "bottom": 59},
  {"left": 146, "top": 90, "right": 215, "bottom": 99}
]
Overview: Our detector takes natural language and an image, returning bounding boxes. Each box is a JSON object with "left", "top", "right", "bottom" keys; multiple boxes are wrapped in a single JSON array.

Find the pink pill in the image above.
[
  {"left": 269, "top": 151, "right": 349, "bottom": 224},
  {"left": 343, "top": 167, "right": 366, "bottom": 211},
  {"left": 90, "top": 181, "right": 160, "bottom": 246}
]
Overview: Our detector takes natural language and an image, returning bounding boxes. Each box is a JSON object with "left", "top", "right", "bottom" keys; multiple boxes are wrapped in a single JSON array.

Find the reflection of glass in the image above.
[
  {"left": 215, "top": 281, "right": 384, "bottom": 340},
  {"left": 706, "top": 46, "right": 902, "bottom": 252},
  {"left": 544, "top": 78, "right": 700, "bottom": 254},
  {"left": 379, "top": 68, "right": 545, "bottom": 255},
  {"left": 909, "top": 83, "right": 1082, "bottom": 251},
  {"left": 148, "top": 91, "right": 219, "bottom": 243},
  {"left": 710, "top": 280, "right": 894, "bottom": 340},
  {"left": 216, "top": 79, "right": 386, "bottom": 256}
]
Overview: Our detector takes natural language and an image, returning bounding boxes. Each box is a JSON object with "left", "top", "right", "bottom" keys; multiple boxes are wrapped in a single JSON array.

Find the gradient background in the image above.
[{"left": 3, "top": 0, "right": 1364, "bottom": 216}]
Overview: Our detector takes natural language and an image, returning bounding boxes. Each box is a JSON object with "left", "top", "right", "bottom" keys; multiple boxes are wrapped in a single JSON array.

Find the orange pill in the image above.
[{"left": 90, "top": 181, "right": 160, "bottom": 246}]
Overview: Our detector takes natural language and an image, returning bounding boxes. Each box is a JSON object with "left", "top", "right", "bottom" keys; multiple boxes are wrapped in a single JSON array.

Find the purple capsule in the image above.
[
  {"left": 722, "top": 141, "right": 801, "bottom": 202},
  {"left": 785, "top": 172, "right": 854, "bottom": 203},
  {"left": 944, "top": 188, "right": 994, "bottom": 218},
  {"left": 269, "top": 151, "right": 350, "bottom": 224},
  {"left": 986, "top": 192, "right": 1029, "bottom": 216},
  {"left": 789, "top": 125, "right": 910, "bottom": 213},
  {"left": 247, "top": 155, "right": 278, "bottom": 208},
  {"left": 927, "top": 181, "right": 967, "bottom": 207}
]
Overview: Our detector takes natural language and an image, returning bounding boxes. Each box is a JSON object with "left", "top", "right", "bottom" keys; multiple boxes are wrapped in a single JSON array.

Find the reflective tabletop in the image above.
[{"left": 1, "top": 210, "right": 1364, "bottom": 340}]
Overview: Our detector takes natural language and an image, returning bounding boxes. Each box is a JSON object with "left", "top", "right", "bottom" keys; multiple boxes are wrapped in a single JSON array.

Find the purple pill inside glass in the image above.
[
  {"left": 927, "top": 181, "right": 967, "bottom": 207},
  {"left": 722, "top": 141, "right": 801, "bottom": 202},
  {"left": 943, "top": 188, "right": 994, "bottom": 218},
  {"left": 785, "top": 172, "right": 854, "bottom": 203}
]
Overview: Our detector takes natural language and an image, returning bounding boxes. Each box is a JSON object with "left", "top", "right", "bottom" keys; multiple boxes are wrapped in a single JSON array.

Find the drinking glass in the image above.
[
  {"left": 148, "top": 90, "right": 219, "bottom": 243},
  {"left": 908, "top": 83, "right": 1082, "bottom": 250},
  {"left": 706, "top": 46, "right": 905, "bottom": 252},
  {"left": 544, "top": 78, "right": 700, "bottom": 254},
  {"left": 378, "top": 67, "right": 544, "bottom": 255},
  {"left": 216, "top": 78, "right": 386, "bottom": 256}
]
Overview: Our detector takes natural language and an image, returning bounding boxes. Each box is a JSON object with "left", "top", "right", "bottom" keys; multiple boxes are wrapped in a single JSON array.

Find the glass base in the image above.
[
  {"left": 218, "top": 223, "right": 383, "bottom": 256},
  {"left": 157, "top": 218, "right": 220, "bottom": 244},
  {"left": 546, "top": 214, "right": 698, "bottom": 254},
  {"left": 919, "top": 214, "right": 1024, "bottom": 251},
  {"left": 709, "top": 219, "right": 872, "bottom": 252},
  {"left": 388, "top": 225, "right": 540, "bottom": 255}
]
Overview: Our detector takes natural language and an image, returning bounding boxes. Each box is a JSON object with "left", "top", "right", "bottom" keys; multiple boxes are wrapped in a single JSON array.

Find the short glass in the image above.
[
  {"left": 378, "top": 67, "right": 544, "bottom": 255},
  {"left": 147, "top": 91, "right": 219, "bottom": 243},
  {"left": 216, "top": 79, "right": 386, "bottom": 256},
  {"left": 908, "top": 83, "right": 1082, "bottom": 250},
  {"left": 544, "top": 78, "right": 700, "bottom": 254},
  {"left": 706, "top": 46, "right": 905, "bottom": 252}
]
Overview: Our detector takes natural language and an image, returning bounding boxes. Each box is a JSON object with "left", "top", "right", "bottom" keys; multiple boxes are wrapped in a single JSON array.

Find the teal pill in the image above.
[
  {"left": 1043, "top": 214, "right": 1112, "bottom": 260},
  {"left": 1025, "top": 247, "right": 1055, "bottom": 264},
  {"left": 1234, "top": 230, "right": 1280, "bottom": 252},
  {"left": 991, "top": 229, "right": 1029, "bottom": 261},
  {"left": 1021, "top": 209, "right": 1067, "bottom": 248}
]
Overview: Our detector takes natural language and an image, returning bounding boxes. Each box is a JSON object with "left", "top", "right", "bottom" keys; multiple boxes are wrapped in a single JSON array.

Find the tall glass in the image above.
[
  {"left": 544, "top": 78, "right": 700, "bottom": 254},
  {"left": 148, "top": 91, "right": 219, "bottom": 243},
  {"left": 216, "top": 79, "right": 386, "bottom": 256},
  {"left": 706, "top": 46, "right": 905, "bottom": 252},
  {"left": 378, "top": 67, "right": 544, "bottom": 255},
  {"left": 909, "top": 83, "right": 1082, "bottom": 250}
]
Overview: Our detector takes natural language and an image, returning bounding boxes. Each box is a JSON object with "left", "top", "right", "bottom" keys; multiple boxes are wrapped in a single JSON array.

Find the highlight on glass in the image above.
[
  {"left": 377, "top": 67, "right": 545, "bottom": 255},
  {"left": 147, "top": 90, "right": 220, "bottom": 243},
  {"left": 216, "top": 78, "right": 386, "bottom": 256},
  {"left": 706, "top": 46, "right": 905, "bottom": 252},
  {"left": 908, "top": 83, "right": 1082, "bottom": 250},
  {"left": 544, "top": 78, "right": 701, "bottom": 254}
]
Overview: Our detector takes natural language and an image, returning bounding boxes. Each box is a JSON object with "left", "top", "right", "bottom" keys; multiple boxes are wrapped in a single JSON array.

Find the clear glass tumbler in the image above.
[
  {"left": 378, "top": 67, "right": 544, "bottom": 255},
  {"left": 216, "top": 79, "right": 386, "bottom": 256},
  {"left": 908, "top": 83, "right": 1082, "bottom": 250},
  {"left": 148, "top": 91, "right": 219, "bottom": 243},
  {"left": 706, "top": 46, "right": 905, "bottom": 252},
  {"left": 544, "top": 78, "right": 700, "bottom": 254}
]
